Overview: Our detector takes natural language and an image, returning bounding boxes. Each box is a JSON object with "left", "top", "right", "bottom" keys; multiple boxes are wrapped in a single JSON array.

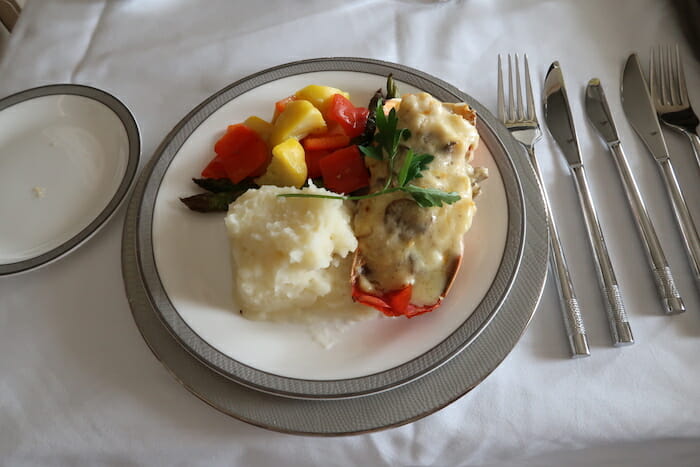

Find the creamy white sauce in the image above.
[{"left": 353, "top": 93, "right": 481, "bottom": 306}]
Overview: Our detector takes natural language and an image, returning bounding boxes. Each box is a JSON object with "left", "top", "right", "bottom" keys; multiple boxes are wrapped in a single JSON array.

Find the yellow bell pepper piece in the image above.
[
  {"left": 255, "top": 138, "right": 308, "bottom": 188},
  {"left": 294, "top": 85, "right": 350, "bottom": 116},
  {"left": 269, "top": 100, "right": 326, "bottom": 147},
  {"left": 243, "top": 116, "right": 273, "bottom": 142}
]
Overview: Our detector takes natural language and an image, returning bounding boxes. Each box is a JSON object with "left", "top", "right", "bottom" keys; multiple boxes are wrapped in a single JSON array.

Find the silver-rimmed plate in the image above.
[
  {"left": 130, "top": 58, "right": 542, "bottom": 399},
  {"left": 0, "top": 84, "right": 140, "bottom": 276},
  {"left": 121, "top": 61, "right": 547, "bottom": 431}
]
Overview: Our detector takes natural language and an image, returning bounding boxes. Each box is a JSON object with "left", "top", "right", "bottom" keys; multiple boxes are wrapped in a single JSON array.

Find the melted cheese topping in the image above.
[{"left": 353, "top": 93, "right": 480, "bottom": 306}]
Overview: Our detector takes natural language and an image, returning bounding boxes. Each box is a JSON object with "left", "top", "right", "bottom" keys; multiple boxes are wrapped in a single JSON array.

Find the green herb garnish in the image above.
[{"left": 280, "top": 102, "right": 460, "bottom": 208}]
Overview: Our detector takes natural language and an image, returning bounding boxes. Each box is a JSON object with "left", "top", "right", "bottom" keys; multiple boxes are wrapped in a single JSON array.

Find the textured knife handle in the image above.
[
  {"left": 563, "top": 297, "right": 585, "bottom": 334},
  {"left": 652, "top": 266, "right": 685, "bottom": 315},
  {"left": 571, "top": 166, "right": 633, "bottom": 346},
  {"left": 603, "top": 284, "right": 633, "bottom": 346},
  {"left": 610, "top": 143, "right": 685, "bottom": 315},
  {"left": 562, "top": 297, "right": 590, "bottom": 357}
]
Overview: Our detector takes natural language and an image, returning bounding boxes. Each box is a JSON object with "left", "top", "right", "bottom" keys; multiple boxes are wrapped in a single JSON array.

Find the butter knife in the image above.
[
  {"left": 585, "top": 78, "right": 685, "bottom": 315},
  {"left": 544, "top": 61, "right": 634, "bottom": 346},
  {"left": 621, "top": 53, "right": 700, "bottom": 288}
]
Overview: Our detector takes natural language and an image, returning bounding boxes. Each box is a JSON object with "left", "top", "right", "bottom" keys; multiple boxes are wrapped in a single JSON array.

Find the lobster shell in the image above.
[{"left": 350, "top": 249, "right": 463, "bottom": 318}]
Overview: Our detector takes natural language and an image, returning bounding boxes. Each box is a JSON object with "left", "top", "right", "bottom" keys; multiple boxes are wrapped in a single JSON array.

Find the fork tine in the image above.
[
  {"left": 524, "top": 54, "right": 536, "bottom": 121},
  {"left": 650, "top": 48, "right": 658, "bottom": 105},
  {"left": 668, "top": 44, "right": 680, "bottom": 105},
  {"left": 497, "top": 55, "right": 505, "bottom": 123},
  {"left": 515, "top": 54, "right": 524, "bottom": 120},
  {"left": 659, "top": 46, "right": 669, "bottom": 105},
  {"left": 666, "top": 45, "right": 675, "bottom": 105},
  {"left": 676, "top": 44, "right": 689, "bottom": 106},
  {"left": 507, "top": 54, "right": 515, "bottom": 122}
]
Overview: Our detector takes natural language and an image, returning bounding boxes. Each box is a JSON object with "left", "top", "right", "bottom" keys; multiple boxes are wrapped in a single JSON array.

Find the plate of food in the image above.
[{"left": 127, "top": 58, "right": 543, "bottom": 400}]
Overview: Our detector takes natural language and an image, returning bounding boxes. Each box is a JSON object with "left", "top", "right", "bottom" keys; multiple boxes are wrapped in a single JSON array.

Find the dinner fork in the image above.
[
  {"left": 497, "top": 54, "right": 590, "bottom": 358},
  {"left": 650, "top": 44, "right": 700, "bottom": 168}
]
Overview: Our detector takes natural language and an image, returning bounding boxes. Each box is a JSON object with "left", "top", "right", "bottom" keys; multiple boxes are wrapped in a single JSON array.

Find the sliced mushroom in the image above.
[{"left": 383, "top": 198, "right": 435, "bottom": 240}]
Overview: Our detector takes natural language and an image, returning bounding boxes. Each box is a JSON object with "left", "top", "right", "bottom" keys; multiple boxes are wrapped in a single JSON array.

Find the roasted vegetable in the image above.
[
  {"left": 180, "top": 191, "right": 245, "bottom": 212},
  {"left": 351, "top": 88, "right": 384, "bottom": 147},
  {"left": 294, "top": 85, "right": 350, "bottom": 116},
  {"left": 180, "top": 178, "right": 257, "bottom": 213},
  {"left": 255, "top": 138, "right": 308, "bottom": 188},
  {"left": 319, "top": 145, "right": 369, "bottom": 194},
  {"left": 304, "top": 149, "right": 331, "bottom": 179},
  {"left": 326, "top": 94, "right": 370, "bottom": 138},
  {"left": 205, "top": 124, "right": 270, "bottom": 183},
  {"left": 386, "top": 74, "right": 398, "bottom": 99},
  {"left": 269, "top": 100, "right": 327, "bottom": 147},
  {"left": 243, "top": 116, "right": 273, "bottom": 142},
  {"left": 301, "top": 122, "right": 350, "bottom": 151}
]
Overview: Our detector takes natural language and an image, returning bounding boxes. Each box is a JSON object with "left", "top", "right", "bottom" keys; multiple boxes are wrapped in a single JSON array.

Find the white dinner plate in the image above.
[
  {"left": 122, "top": 57, "right": 549, "bottom": 434},
  {"left": 132, "top": 58, "right": 534, "bottom": 399},
  {"left": 0, "top": 85, "right": 140, "bottom": 275}
]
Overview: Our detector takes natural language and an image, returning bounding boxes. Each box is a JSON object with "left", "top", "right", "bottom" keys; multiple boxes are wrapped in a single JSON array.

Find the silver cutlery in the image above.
[
  {"left": 585, "top": 78, "right": 685, "bottom": 315},
  {"left": 650, "top": 44, "right": 700, "bottom": 169},
  {"left": 622, "top": 53, "right": 700, "bottom": 288},
  {"left": 498, "top": 54, "right": 590, "bottom": 358},
  {"left": 544, "top": 61, "right": 634, "bottom": 346}
]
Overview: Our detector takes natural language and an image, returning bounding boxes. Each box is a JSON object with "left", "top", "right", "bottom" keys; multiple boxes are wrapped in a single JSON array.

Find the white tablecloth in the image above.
[{"left": 1, "top": 1, "right": 699, "bottom": 465}]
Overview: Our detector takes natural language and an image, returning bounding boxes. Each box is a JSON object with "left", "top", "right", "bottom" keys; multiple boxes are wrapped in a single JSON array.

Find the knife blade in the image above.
[
  {"left": 544, "top": 61, "right": 633, "bottom": 346},
  {"left": 543, "top": 62, "right": 582, "bottom": 167},
  {"left": 621, "top": 53, "right": 700, "bottom": 288},
  {"left": 585, "top": 78, "right": 620, "bottom": 144},
  {"left": 621, "top": 53, "right": 670, "bottom": 162},
  {"left": 586, "top": 78, "right": 685, "bottom": 315}
]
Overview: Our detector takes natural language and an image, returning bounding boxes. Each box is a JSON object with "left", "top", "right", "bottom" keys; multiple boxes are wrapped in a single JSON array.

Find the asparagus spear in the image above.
[{"left": 180, "top": 178, "right": 257, "bottom": 212}]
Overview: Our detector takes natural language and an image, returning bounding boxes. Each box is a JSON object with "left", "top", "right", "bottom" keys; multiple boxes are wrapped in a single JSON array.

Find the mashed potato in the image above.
[{"left": 224, "top": 184, "right": 374, "bottom": 324}]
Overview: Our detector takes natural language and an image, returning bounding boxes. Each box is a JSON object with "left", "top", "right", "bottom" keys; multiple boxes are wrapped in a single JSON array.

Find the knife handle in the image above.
[
  {"left": 527, "top": 147, "right": 589, "bottom": 358},
  {"left": 571, "top": 165, "right": 634, "bottom": 346},
  {"left": 610, "top": 143, "right": 685, "bottom": 315},
  {"left": 658, "top": 158, "right": 700, "bottom": 286}
]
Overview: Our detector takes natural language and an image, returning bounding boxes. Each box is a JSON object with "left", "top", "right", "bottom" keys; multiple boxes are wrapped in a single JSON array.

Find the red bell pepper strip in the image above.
[
  {"left": 304, "top": 149, "right": 331, "bottom": 179},
  {"left": 202, "top": 124, "right": 270, "bottom": 183},
  {"left": 319, "top": 145, "right": 369, "bottom": 194},
  {"left": 302, "top": 133, "right": 351, "bottom": 152},
  {"left": 301, "top": 121, "right": 350, "bottom": 151},
  {"left": 326, "top": 93, "right": 370, "bottom": 138}
]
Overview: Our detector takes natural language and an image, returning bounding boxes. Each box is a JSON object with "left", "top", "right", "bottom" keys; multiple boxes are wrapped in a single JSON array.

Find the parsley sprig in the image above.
[{"left": 280, "top": 101, "right": 460, "bottom": 208}]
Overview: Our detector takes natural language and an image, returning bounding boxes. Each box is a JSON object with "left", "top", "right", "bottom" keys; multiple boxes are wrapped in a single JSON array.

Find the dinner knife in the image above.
[
  {"left": 585, "top": 78, "right": 685, "bottom": 315},
  {"left": 543, "top": 61, "right": 634, "bottom": 346},
  {"left": 621, "top": 53, "right": 700, "bottom": 289}
]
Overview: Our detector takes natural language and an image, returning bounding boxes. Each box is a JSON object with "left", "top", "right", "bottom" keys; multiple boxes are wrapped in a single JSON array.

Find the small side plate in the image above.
[{"left": 0, "top": 84, "right": 140, "bottom": 275}]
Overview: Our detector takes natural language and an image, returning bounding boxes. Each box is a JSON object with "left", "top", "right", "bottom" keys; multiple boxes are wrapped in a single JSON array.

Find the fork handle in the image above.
[
  {"left": 571, "top": 165, "right": 633, "bottom": 346},
  {"left": 527, "top": 147, "right": 589, "bottom": 358},
  {"left": 687, "top": 132, "right": 700, "bottom": 170},
  {"left": 658, "top": 158, "right": 700, "bottom": 287}
]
